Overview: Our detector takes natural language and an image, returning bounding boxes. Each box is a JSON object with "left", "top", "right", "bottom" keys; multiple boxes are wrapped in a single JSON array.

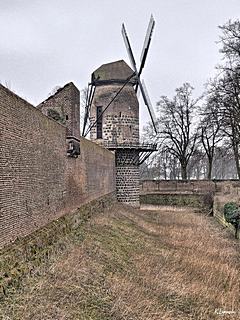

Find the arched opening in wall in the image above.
[
  {"left": 96, "top": 106, "right": 103, "bottom": 139},
  {"left": 66, "top": 115, "right": 69, "bottom": 120}
]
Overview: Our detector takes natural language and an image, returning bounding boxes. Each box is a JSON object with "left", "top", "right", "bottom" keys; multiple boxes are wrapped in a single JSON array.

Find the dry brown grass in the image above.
[{"left": 0, "top": 204, "right": 239, "bottom": 319}]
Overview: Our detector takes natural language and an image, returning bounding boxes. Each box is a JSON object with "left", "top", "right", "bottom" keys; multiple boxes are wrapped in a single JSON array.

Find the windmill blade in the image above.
[
  {"left": 82, "top": 84, "right": 95, "bottom": 137},
  {"left": 137, "top": 87, "right": 140, "bottom": 99},
  {"left": 121, "top": 23, "right": 137, "bottom": 72},
  {"left": 82, "top": 84, "right": 90, "bottom": 136},
  {"left": 82, "top": 106, "right": 89, "bottom": 137},
  {"left": 139, "top": 79, "right": 158, "bottom": 134},
  {"left": 139, "top": 15, "right": 155, "bottom": 78}
]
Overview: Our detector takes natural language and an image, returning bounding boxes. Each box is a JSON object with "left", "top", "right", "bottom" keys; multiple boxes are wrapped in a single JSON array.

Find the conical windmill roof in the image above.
[{"left": 91, "top": 60, "right": 136, "bottom": 85}]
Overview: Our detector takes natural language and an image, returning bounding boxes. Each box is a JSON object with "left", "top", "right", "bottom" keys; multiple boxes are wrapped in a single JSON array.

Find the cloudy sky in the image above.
[{"left": 0, "top": 0, "right": 240, "bottom": 129}]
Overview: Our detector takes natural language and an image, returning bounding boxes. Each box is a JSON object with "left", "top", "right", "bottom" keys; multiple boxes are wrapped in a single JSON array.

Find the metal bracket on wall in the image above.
[{"left": 67, "top": 136, "right": 80, "bottom": 158}]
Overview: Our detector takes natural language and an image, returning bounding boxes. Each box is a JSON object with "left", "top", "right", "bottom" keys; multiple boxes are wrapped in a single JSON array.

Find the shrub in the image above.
[
  {"left": 223, "top": 202, "right": 240, "bottom": 239},
  {"left": 47, "top": 109, "right": 65, "bottom": 124}
]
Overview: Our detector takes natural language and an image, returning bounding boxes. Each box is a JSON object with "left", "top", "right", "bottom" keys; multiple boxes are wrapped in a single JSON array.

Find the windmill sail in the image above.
[
  {"left": 140, "top": 80, "right": 158, "bottom": 134},
  {"left": 121, "top": 15, "right": 158, "bottom": 135},
  {"left": 82, "top": 84, "right": 90, "bottom": 136},
  {"left": 139, "top": 15, "right": 155, "bottom": 73},
  {"left": 82, "top": 84, "right": 95, "bottom": 137},
  {"left": 121, "top": 24, "right": 137, "bottom": 72}
]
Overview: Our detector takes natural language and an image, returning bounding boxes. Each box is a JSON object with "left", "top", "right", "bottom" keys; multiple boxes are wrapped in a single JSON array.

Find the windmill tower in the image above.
[
  {"left": 88, "top": 60, "right": 139, "bottom": 145},
  {"left": 82, "top": 16, "right": 157, "bottom": 207}
]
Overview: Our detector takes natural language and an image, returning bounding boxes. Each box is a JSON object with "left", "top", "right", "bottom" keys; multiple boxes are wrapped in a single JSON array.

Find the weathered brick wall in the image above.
[
  {"left": 140, "top": 179, "right": 240, "bottom": 195},
  {"left": 0, "top": 193, "right": 116, "bottom": 298},
  {"left": 66, "top": 137, "right": 116, "bottom": 211},
  {"left": 38, "top": 82, "right": 80, "bottom": 138},
  {"left": 0, "top": 85, "right": 115, "bottom": 248},
  {"left": 140, "top": 180, "right": 216, "bottom": 194}
]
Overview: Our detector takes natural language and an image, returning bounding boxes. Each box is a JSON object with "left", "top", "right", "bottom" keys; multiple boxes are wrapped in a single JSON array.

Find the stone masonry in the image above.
[
  {"left": 90, "top": 84, "right": 139, "bottom": 144},
  {"left": 89, "top": 60, "right": 142, "bottom": 207},
  {"left": 115, "top": 150, "right": 140, "bottom": 207}
]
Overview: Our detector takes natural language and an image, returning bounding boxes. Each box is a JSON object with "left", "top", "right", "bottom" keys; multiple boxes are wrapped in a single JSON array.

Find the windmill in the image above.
[
  {"left": 121, "top": 14, "right": 158, "bottom": 134},
  {"left": 81, "top": 16, "right": 158, "bottom": 208},
  {"left": 82, "top": 15, "right": 158, "bottom": 138}
]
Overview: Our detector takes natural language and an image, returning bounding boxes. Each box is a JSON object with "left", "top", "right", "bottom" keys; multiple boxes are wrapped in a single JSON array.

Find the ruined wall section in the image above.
[
  {"left": 0, "top": 85, "right": 115, "bottom": 248},
  {"left": 38, "top": 82, "right": 80, "bottom": 138}
]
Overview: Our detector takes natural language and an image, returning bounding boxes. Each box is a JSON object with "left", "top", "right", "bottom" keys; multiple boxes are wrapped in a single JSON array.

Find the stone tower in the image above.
[
  {"left": 90, "top": 60, "right": 139, "bottom": 145},
  {"left": 89, "top": 60, "right": 156, "bottom": 207}
]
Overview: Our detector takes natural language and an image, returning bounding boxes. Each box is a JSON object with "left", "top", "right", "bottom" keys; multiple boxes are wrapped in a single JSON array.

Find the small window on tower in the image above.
[
  {"left": 96, "top": 106, "right": 103, "bottom": 139},
  {"left": 66, "top": 115, "right": 69, "bottom": 120}
]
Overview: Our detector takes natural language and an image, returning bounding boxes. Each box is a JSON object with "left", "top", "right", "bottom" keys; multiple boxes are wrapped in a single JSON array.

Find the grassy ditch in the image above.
[{"left": 0, "top": 203, "right": 239, "bottom": 319}]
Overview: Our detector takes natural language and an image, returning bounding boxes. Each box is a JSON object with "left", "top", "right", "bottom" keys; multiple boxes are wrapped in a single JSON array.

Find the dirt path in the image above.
[{"left": 1, "top": 205, "right": 239, "bottom": 319}]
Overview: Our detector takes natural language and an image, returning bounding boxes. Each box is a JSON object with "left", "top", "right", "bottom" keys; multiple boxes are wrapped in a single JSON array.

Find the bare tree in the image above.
[
  {"left": 198, "top": 92, "right": 221, "bottom": 180},
  {"left": 201, "top": 20, "right": 240, "bottom": 178},
  {"left": 48, "top": 85, "right": 61, "bottom": 97},
  {"left": 157, "top": 83, "right": 200, "bottom": 180},
  {"left": 187, "top": 149, "right": 207, "bottom": 179},
  {"left": 206, "top": 67, "right": 240, "bottom": 178},
  {"left": 212, "top": 146, "right": 238, "bottom": 179},
  {"left": 141, "top": 20, "right": 240, "bottom": 181},
  {"left": 219, "top": 19, "right": 240, "bottom": 60}
]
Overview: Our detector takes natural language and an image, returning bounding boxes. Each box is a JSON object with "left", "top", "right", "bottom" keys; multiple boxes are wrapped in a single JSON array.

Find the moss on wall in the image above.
[
  {"left": 140, "top": 193, "right": 211, "bottom": 208},
  {"left": 0, "top": 193, "right": 116, "bottom": 300}
]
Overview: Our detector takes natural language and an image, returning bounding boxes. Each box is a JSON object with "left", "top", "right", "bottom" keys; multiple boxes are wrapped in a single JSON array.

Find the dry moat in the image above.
[{"left": 1, "top": 203, "right": 239, "bottom": 320}]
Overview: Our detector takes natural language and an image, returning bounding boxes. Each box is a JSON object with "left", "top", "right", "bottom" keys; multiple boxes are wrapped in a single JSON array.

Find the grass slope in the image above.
[{"left": 1, "top": 204, "right": 239, "bottom": 320}]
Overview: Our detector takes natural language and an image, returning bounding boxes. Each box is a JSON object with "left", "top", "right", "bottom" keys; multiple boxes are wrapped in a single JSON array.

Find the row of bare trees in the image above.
[
  {"left": 142, "top": 19, "right": 240, "bottom": 180},
  {"left": 140, "top": 146, "right": 238, "bottom": 180}
]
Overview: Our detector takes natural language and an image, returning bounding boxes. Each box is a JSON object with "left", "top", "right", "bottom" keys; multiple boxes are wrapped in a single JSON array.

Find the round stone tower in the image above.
[
  {"left": 90, "top": 60, "right": 139, "bottom": 145},
  {"left": 89, "top": 60, "right": 156, "bottom": 208}
]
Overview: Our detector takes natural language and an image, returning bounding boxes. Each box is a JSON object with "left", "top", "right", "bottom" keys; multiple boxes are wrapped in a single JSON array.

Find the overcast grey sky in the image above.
[{"left": 0, "top": 0, "right": 240, "bottom": 129}]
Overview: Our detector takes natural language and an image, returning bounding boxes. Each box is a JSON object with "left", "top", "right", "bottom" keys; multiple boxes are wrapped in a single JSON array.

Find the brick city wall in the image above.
[
  {"left": 0, "top": 84, "right": 115, "bottom": 248},
  {"left": 140, "top": 180, "right": 216, "bottom": 194}
]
